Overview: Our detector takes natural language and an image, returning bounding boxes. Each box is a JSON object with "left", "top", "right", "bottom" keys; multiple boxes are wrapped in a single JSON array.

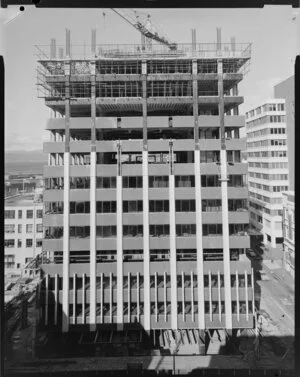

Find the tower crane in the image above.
[{"left": 111, "top": 9, "right": 177, "bottom": 51}]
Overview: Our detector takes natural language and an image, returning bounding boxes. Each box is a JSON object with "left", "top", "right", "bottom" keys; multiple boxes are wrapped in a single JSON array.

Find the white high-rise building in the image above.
[{"left": 245, "top": 99, "right": 289, "bottom": 248}]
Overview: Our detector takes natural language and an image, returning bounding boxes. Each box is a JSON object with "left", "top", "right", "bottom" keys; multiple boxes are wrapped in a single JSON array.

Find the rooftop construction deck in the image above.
[{"left": 36, "top": 42, "right": 251, "bottom": 117}]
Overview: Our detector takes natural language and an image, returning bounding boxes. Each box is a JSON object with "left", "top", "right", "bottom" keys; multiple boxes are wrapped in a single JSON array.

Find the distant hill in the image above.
[{"left": 5, "top": 149, "right": 47, "bottom": 163}]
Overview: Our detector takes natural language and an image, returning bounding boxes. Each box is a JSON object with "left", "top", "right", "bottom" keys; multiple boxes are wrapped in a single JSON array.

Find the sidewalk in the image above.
[{"left": 263, "top": 259, "right": 294, "bottom": 292}]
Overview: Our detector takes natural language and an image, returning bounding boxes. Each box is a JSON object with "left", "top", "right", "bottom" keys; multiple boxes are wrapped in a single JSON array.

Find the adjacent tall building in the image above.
[
  {"left": 37, "top": 31, "right": 254, "bottom": 349},
  {"left": 245, "top": 100, "right": 289, "bottom": 248},
  {"left": 274, "top": 76, "right": 294, "bottom": 191}
]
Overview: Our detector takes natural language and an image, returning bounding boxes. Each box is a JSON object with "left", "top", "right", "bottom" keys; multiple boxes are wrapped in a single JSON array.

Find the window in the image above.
[
  {"left": 5, "top": 239, "right": 15, "bottom": 248},
  {"left": 36, "top": 239, "right": 42, "bottom": 247},
  {"left": 96, "top": 226, "right": 117, "bottom": 238},
  {"left": 70, "top": 201, "right": 90, "bottom": 214},
  {"left": 202, "top": 199, "right": 222, "bottom": 212},
  {"left": 149, "top": 176, "right": 168, "bottom": 188},
  {"left": 149, "top": 224, "right": 170, "bottom": 237},
  {"left": 36, "top": 224, "right": 43, "bottom": 233},
  {"left": 176, "top": 224, "right": 196, "bottom": 236},
  {"left": 18, "top": 210, "right": 22, "bottom": 219},
  {"left": 97, "top": 176, "right": 116, "bottom": 189},
  {"left": 122, "top": 176, "right": 142, "bottom": 188},
  {"left": 5, "top": 224, "right": 15, "bottom": 233},
  {"left": 26, "top": 224, "right": 33, "bottom": 233},
  {"left": 202, "top": 224, "right": 222, "bottom": 236},
  {"left": 96, "top": 201, "right": 116, "bottom": 213},
  {"left": 18, "top": 239, "right": 22, "bottom": 248},
  {"left": 149, "top": 200, "right": 169, "bottom": 212},
  {"left": 4, "top": 255, "right": 15, "bottom": 268},
  {"left": 18, "top": 224, "right": 22, "bottom": 233},
  {"left": 5, "top": 210, "right": 15, "bottom": 219},
  {"left": 26, "top": 239, "right": 33, "bottom": 248},
  {"left": 175, "top": 200, "right": 196, "bottom": 212},
  {"left": 36, "top": 209, "right": 43, "bottom": 218},
  {"left": 70, "top": 177, "right": 90, "bottom": 189},
  {"left": 26, "top": 210, "right": 33, "bottom": 219},
  {"left": 123, "top": 201, "right": 143, "bottom": 213},
  {"left": 175, "top": 175, "right": 195, "bottom": 188}
]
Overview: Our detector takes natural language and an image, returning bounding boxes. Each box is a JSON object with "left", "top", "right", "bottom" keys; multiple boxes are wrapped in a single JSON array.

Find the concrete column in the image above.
[
  {"left": 182, "top": 272, "right": 185, "bottom": 322},
  {"left": 208, "top": 271, "right": 212, "bottom": 322},
  {"left": 89, "top": 150, "right": 97, "bottom": 331},
  {"left": 233, "top": 85, "right": 239, "bottom": 115},
  {"left": 128, "top": 272, "right": 131, "bottom": 323},
  {"left": 62, "top": 60, "right": 70, "bottom": 333},
  {"left": 191, "top": 271, "right": 194, "bottom": 322},
  {"left": 155, "top": 272, "right": 158, "bottom": 322},
  {"left": 116, "top": 141, "right": 123, "bottom": 330},
  {"left": 45, "top": 274, "right": 49, "bottom": 326},
  {"left": 137, "top": 273, "right": 140, "bottom": 320},
  {"left": 73, "top": 273, "right": 76, "bottom": 325},
  {"left": 218, "top": 59, "right": 233, "bottom": 331},
  {"left": 236, "top": 271, "right": 239, "bottom": 322},
  {"left": 164, "top": 272, "right": 167, "bottom": 322},
  {"left": 54, "top": 273, "right": 58, "bottom": 325},
  {"left": 142, "top": 59, "right": 150, "bottom": 331},
  {"left": 251, "top": 268, "right": 255, "bottom": 317},
  {"left": 89, "top": 60, "right": 97, "bottom": 331},
  {"left": 192, "top": 58, "right": 205, "bottom": 331},
  {"left": 218, "top": 271, "right": 222, "bottom": 322},
  {"left": 245, "top": 270, "right": 249, "bottom": 321},
  {"left": 100, "top": 273, "right": 103, "bottom": 324},
  {"left": 169, "top": 141, "right": 177, "bottom": 329},
  {"left": 110, "top": 272, "right": 113, "bottom": 323},
  {"left": 82, "top": 273, "right": 85, "bottom": 324}
]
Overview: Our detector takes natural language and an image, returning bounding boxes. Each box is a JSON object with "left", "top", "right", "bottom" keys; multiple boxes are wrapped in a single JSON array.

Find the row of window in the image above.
[
  {"left": 46, "top": 172, "right": 245, "bottom": 191},
  {"left": 246, "top": 115, "right": 285, "bottom": 128},
  {"left": 249, "top": 201, "right": 283, "bottom": 216},
  {"left": 248, "top": 172, "right": 288, "bottom": 181},
  {"left": 4, "top": 238, "right": 42, "bottom": 248},
  {"left": 248, "top": 151, "right": 287, "bottom": 158},
  {"left": 52, "top": 127, "right": 239, "bottom": 142},
  {"left": 50, "top": 272, "right": 252, "bottom": 290},
  {"left": 247, "top": 139, "right": 286, "bottom": 148},
  {"left": 247, "top": 127, "right": 286, "bottom": 138},
  {"left": 48, "top": 248, "right": 243, "bottom": 264},
  {"left": 4, "top": 209, "right": 43, "bottom": 220},
  {"left": 249, "top": 182, "right": 288, "bottom": 192},
  {"left": 4, "top": 224, "right": 43, "bottom": 234},
  {"left": 48, "top": 150, "right": 242, "bottom": 166},
  {"left": 64, "top": 301, "right": 254, "bottom": 317},
  {"left": 248, "top": 162, "right": 288, "bottom": 169},
  {"left": 248, "top": 191, "right": 283, "bottom": 204},
  {"left": 246, "top": 103, "right": 285, "bottom": 119},
  {"left": 44, "top": 223, "right": 249, "bottom": 239},
  {"left": 44, "top": 198, "right": 248, "bottom": 215}
]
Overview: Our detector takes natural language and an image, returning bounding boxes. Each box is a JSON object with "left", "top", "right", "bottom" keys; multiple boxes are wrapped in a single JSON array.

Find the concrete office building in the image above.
[
  {"left": 245, "top": 100, "right": 289, "bottom": 248},
  {"left": 37, "top": 30, "right": 254, "bottom": 349},
  {"left": 4, "top": 193, "right": 43, "bottom": 277},
  {"left": 282, "top": 191, "right": 294, "bottom": 277},
  {"left": 274, "top": 76, "right": 294, "bottom": 191}
]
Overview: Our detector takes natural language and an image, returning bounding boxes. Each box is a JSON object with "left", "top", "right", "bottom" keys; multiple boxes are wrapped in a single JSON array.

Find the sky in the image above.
[{"left": 3, "top": 6, "right": 299, "bottom": 151}]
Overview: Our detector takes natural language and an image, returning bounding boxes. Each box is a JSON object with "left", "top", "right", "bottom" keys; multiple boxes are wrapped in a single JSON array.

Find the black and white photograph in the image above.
[{"left": 2, "top": 3, "right": 297, "bottom": 376}]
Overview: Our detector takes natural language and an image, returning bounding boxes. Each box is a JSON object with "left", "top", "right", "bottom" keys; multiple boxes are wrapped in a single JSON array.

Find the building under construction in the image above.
[{"left": 36, "top": 27, "right": 254, "bottom": 354}]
